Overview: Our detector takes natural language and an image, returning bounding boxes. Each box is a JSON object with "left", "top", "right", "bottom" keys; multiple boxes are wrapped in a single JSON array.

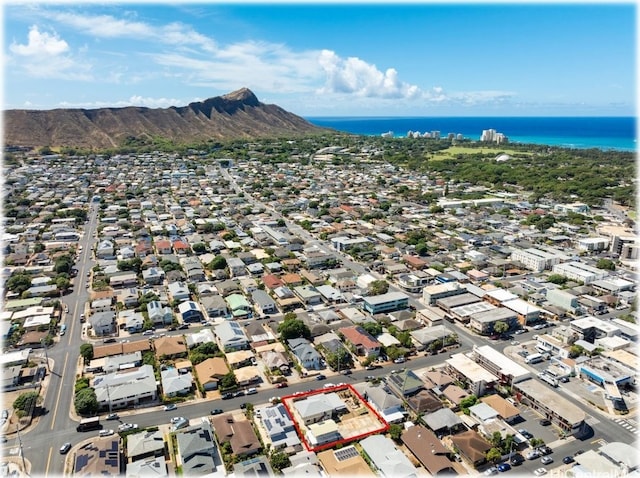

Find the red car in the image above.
[{"left": 276, "top": 382, "right": 288, "bottom": 388}]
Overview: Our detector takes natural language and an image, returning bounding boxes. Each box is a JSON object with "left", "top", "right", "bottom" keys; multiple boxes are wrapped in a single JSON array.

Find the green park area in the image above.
[{"left": 429, "top": 145, "right": 534, "bottom": 160}]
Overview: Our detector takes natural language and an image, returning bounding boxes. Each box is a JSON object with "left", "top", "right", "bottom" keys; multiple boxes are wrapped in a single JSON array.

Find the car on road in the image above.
[
  {"left": 276, "top": 382, "right": 288, "bottom": 388},
  {"left": 178, "top": 323, "right": 189, "bottom": 329},
  {"left": 497, "top": 463, "right": 511, "bottom": 472},
  {"left": 393, "top": 357, "right": 406, "bottom": 364},
  {"left": 245, "top": 388, "right": 258, "bottom": 395},
  {"left": 164, "top": 404, "right": 177, "bottom": 411},
  {"left": 60, "top": 443, "right": 72, "bottom": 454},
  {"left": 534, "top": 468, "right": 547, "bottom": 476},
  {"left": 533, "top": 323, "right": 546, "bottom": 330},
  {"left": 364, "top": 365, "right": 378, "bottom": 370},
  {"left": 514, "top": 329, "right": 526, "bottom": 335},
  {"left": 118, "top": 423, "right": 138, "bottom": 432},
  {"left": 106, "top": 413, "right": 119, "bottom": 420},
  {"left": 221, "top": 393, "right": 233, "bottom": 400},
  {"left": 232, "top": 391, "right": 245, "bottom": 398},
  {"left": 365, "top": 375, "right": 375, "bottom": 381},
  {"left": 143, "top": 330, "right": 154, "bottom": 336},
  {"left": 98, "top": 429, "right": 114, "bottom": 437},
  {"left": 560, "top": 377, "right": 570, "bottom": 383},
  {"left": 563, "top": 456, "right": 575, "bottom": 464},
  {"left": 510, "top": 340, "right": 519, "bottom": 345},
  {"left": 315, "top": 374, "right": 326, "bottom": 381},
  {"left": 574, "top": 450, "right": 585, "bottom": 457},
  {"left": 539, "top": 419, "right": 551, "bottom": 426},
  {"left": 484, "top": 467, "right": 498, "bottom": 476},
  {"left": 210, "top": 409, "right": 223, "bottom": 415},
  {"left": 340, "top": 369, "right": 352, "bottom": 375},
  {"left": 541, "top": 456, "right": 554, "bottom": 465},
  {"left": 170, "top": 417, "right": 185, "bottom": 424},
  {"left": 240, "top": 403, "right": 249, "bottom": 409}
]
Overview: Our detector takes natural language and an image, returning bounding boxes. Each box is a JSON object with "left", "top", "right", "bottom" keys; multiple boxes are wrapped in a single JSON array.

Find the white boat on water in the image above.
[{"left": 381, "top": 131, "right": 393, "bottom": 138}]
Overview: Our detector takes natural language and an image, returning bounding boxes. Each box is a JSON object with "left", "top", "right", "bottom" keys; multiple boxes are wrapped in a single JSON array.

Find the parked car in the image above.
[
  {"left": 510, "top": 454, "right": 524, "bottom": 466},
  {"left": 560, "top": 377, "right": 570, "bottom": 383},
  {"left": 514, "top": 329, "right": 526, "bottom": 335},
  {"left": 221, "top": 393, "right": 233, "bottom": 400},
  {"left": 563, "top": 456, "right": 575, "bottom": 464},
  {"left": 538, "top": 446, "right": 553, "bottom": 456},
  {"left": 518, "top": 429, "right": 533, "bottom": 440},
  {"left": 497, "top": 463, "right": 511, "bottom": 472},
  {"left": 245, "top": 388, "right": 258, "bottom": 395},
  {"left": 526, "top": 450, "right": 541, "bottom": 460},
  {"left": 98, "top": 429, "right": 114, "bottom": 437},
  {"left": 484, "top": 467, "right": 499, "bottom": 476},
  {"left": 178, "top": 324, "right": 189, "bottom": 330},
  {"left": 539, "top": 419, "right": 551, "bottom": 426},
  {"left": 574, "top": 450, "right": 585, "bottom": 457},
  {"left": 240, "top": 403, "right": 249, "bottom": 409},
  {"left": 103, "top": 338, "right": 116, "bottom": 344},
  {"left": 170, "top": 417, "right": 184, "bottom": 424},
  {"left": 142, "top": 330, "right": 154, "bottom": 336},
  {"left": 60, "top": 443, "right": 72, "bottom": 454},
  {"left": 315, "top": 374, "right": 326, "bottom": 381},
  {"left": 340, "top": 369, "right": 352, "bottom": 375},
  {"left": 541, "top": 456, "right": 554, "bottom": 465},
  {"left": 534, "top": 468, "right": 547, "bottom": 476},
  {"left": 276, "top": 382, "right": 288, "bottom": 388},
  {"left": 365, "top": 375, "right": 375, "bottom": 381},
  {"left": 232, "top": 391, "right": 245, "bottom": 398},
  {"left": 105, "top": 413, "right": 119, "bottom": 421},
  {"left": 164, "top": 404, "right": 177, "bottom": 411},
  {"left": 393, "top": 357, "right": 406, "bottom": 364}
]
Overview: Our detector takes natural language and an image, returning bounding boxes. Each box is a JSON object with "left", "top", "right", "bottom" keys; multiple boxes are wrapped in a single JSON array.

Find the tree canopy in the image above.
[{"left": 278, "top": 317, "right": 311, "bottom": 340}]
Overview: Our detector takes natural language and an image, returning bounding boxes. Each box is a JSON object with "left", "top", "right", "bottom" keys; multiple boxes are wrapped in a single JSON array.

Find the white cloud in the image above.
[
  {"left": 317, "top": 49, "right": 422, "bottom": 100},
  {"left": 8, "top": 25, "right": 92, "bottom": 80},
  {"left": 10, "top": 25, "right": 69, "bottom": 56},
  {"left": 57, "top": 95, "right": 183, "bottom": 109},
  {"left": 48, "top": 11, "right": 217, "bottom": 52}
]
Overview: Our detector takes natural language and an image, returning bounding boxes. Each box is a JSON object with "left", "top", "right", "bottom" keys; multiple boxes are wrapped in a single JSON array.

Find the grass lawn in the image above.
[{"left": 429, "top": 146, "right": 534, "bottom": 160}]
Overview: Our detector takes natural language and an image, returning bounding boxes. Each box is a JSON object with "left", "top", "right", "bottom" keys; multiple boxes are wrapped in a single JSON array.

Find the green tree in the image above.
[
  {"left": 56, "top": 276, "right": 71, "bottom": 291},
  {"left": 74, "top": 387, "right": 99, "bottom": 416},
  {"left": 208, "top": 256, "right": 227, "bottom": 270},
  {"left": 569, "top": 344, "right": 585, "bottom": 358},
  {"left": 389, "top": 423, "right": 404, "bottom": 443},
  {"left": 547, "top": 274, "right": 568, "bottom": 285},
  {"left": 596, "top": 258, "right": 616, "bottom": 271},
  {"left": 368, "top": 280, "right": 389, "bottom": 296},
  {"left": 486, "top": 447, "right": 502, "bottom": 464},
  {"left": 192, "top": 243, "right": 207, "bottom": 254},
  {"left": 529, "top": 438, "right": 545, "bottom": 448},
  {"left": 493, "top": 321, "right": 509, "bottom": 335},
  {"left": 323, "top": 347, "right": 353, "bottom": 371},
  {"left": 80, "top": 343, "right": 94, "bottom": 363},
  {"left": 220, "top": 372, "right": 238, "bottom": 390},
  {"left": 13, "top": 391, "right": 40, "bottom": 414},
  {"left": 278, "top": 317, "right": 311, "bottom": 340},
  {"left": 6, "top": 273, "right": 32, "bottom": 294},
  {"left": 269, "top": 451, "right": 291, "bottom": 473},
  {"left": 361, "top": 321, "right": 383, "bottom": 337}
]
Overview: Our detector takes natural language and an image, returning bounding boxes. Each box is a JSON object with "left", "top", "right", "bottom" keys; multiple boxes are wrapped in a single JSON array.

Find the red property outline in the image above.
[{"left": 280, "top": 383, "right": 390, "bottom": 452}]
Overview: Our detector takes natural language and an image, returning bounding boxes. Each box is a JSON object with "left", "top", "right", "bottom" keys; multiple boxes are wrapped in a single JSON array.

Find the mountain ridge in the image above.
[{"left": 4, "top": 88, "right": 329, "bottom": 149}]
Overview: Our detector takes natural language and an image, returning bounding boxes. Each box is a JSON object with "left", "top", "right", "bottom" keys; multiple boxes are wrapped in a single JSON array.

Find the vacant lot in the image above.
[{"left": 429, "top": 146, "right": 534, "bottom": 160}]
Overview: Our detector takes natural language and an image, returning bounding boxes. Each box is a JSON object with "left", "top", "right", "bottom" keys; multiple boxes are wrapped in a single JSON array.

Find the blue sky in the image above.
[{"left": 3, "top": 2, "right": 637, "bottom": 116}]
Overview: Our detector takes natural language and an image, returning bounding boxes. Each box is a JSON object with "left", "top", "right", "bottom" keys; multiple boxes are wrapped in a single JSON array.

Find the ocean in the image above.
[{"left": 305, "top": 116, "right": 637, "bottom": 152}]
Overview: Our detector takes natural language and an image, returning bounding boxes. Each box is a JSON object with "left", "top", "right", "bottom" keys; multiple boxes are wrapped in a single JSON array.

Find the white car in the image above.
[
  {"left": 170, "top": 417, "right": 185, "bottom": 424},
  {"left": 541, "top": 456, "right": 554, "bottom": 465},
  {"left": 163, "top": 404, "right": 177, "bottom": 411},
  {"left": 484, "top": 467, "right": 498, "bottom": 476},
  {"left": 534, "top": 468, "right": 547, "bottom": 476},
  {"left": 526, "top": 450, "right": 541, "bottom": 460},
  {"left": 98, "top": 429, "right": 114, "bottom": 437},
  {"left": 118, "top": 423, "right": 138, "bottom": 432}
]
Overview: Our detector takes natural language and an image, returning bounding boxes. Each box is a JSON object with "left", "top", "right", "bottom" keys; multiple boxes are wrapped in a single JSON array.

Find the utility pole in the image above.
[
  {"left": 15, "top": 424, "right": 28, "bottom": 476},
  {"left": 40, "top": 339, "right": 50, "bottom": 372}
]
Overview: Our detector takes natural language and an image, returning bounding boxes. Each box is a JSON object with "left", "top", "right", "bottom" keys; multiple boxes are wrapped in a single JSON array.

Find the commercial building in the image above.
[
  {"left": 469, "top": 307, "right": 519, "bottom": 335},
  {"left": 362, "top": 291, "right": 409, "bottom": 314},
  {"left": 552, "top": 261, "right": 609, "bottom": 284},
  {"left": 510, "top": 247, "right": 564, "bottom": 272},
  {"left": 513, "top": 378, "right": 585, "bottom": 435},
  {"left": 422, "top": 282, "right": 466, "bottom": 305},
  {"left": 445, "top": 353, "right": 498, "bottom": 396},
  {"left": 469, "top": 345, "right": 531, "bottom": 386}
]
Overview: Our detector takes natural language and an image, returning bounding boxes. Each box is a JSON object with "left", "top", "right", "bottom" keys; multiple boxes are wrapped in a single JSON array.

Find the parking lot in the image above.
[{"left": 514, "top": 405, "right": 563, "bottom": 446}]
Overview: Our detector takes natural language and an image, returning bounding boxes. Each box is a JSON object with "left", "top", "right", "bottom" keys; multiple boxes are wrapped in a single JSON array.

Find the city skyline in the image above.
[{"left": 3, "top": 2, "right": 637, "bottom": 116}]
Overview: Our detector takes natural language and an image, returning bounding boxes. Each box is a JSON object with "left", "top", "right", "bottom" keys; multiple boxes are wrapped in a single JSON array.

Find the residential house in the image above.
[
  {"left": 185, "top": 329, "right": 216, "bottom": 349},
  {"left": 147, "top": 300, "right": 174, "bottom": 326},
  {"left": 450, "top": 430, "right": 492, "bottom": 468},
  {"left": 214, "top": 321, "right": 249, "bottom": 352},
  {"left": 293, "top": 392, "right": 347, "bottom": 425},
  {"left": 338, "top": 326, "right": 381, "bottom": 358},
  {"left": 126, "top": 429, "right": 166, "bottom": 462},
  {"left": 359, "top": 435, "right": 419, "bottom": 478},
  {"left": 288, "top": 338, "right": 323, "bottom": 370},
  {"left": 161, "top": 367, "right": 194, "bottom": 397},
  {"left": 93, "top": 364, "right": 157, "bottom": 410},
  {"left": 257, "top": 403, "right": 301, "bottom": 450},
  {"left": 251, "top": 289, "right": 278, "bottom": 315},
  {"left": 401, "top": 425, "right": 456, "bottom": 476},
  {"left": 194, "top": 357, "right": 229, "bottom": 391},
  {"left": 142, "top": 267, "right": 165, "bottom": 285},
  {"left": 210, "top": 414, "right": 261, "bottom": 458},
  {"left": 168, "top": 281, "right": 190, "bottom": 303},
  {"left": 200, "top": 295, "right": 229, "bottom": 319},
  {"left": 178, "top": 301, "right": 204, "bottom": 323},
  {"left": 154, "top": 336, "right": 188, "bottom": 360},
  {"left": 89, "top": 311, "right": 116, "bottom": 337},
  {"left": 175, "top": 421, "right": 225, "bottom": 477}
]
